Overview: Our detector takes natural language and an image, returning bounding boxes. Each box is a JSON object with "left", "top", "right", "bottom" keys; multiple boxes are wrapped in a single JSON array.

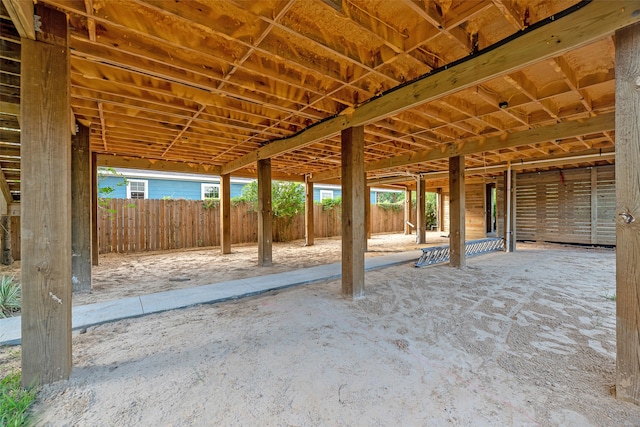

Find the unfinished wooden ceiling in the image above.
[{"left": 1, "top": 0, "right": 632, "bottom": 201}]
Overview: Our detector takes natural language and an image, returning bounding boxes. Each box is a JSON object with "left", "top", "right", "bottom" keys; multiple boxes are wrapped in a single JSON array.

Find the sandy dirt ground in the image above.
[
  {"left": 3, "top": 233, "right": 640, "bottom": 426},
  {"left": 0, "top": 232, "right": 447, "bottom": 307}
]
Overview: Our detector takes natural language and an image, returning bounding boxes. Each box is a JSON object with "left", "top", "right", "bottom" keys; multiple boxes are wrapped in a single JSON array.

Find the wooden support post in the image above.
[
  {"left": 615, "top": 22, "right": 640, "bottom": 405},
  {"left": 305, "top": 176, "right": 314, "bottom": 246},
  {"left": 449, "top": 156, "right": 466, "bottom": 267},
  {"left": 591, "top": 167, "right": 598, "bottom": 245},
  {"left": 21, "top": 4, "right": 72, "bottom": 386},
  {"left": 91, "top": 152, "right": 99, "bottom": 266},
  {"left": 416, "top": 177, "right": 426, "bottom": 244},
  {"left": 511, "top": 172, "right": 517, "bottom": 251},
  {"left": 404, "top": 188, "right": 412, "bottom": 235},
  {"left": 1, "top": 216, "right": 12, "bottom": 265},
  {"left": 341, "top": 126, "right": 365, "bottom": 299},
  {"left": 505, "top": 169, "right": 517, "bottom": 252},
  {"left": 257, "top": 159, "right": 272, "bottom": 266},
  {"left": 220, "top": 173, "right": 231, "bottom": 254},
  {"left": 365, "top": 185, "right": 371, "bottom": 247},
  {"left": 71, "top": 123, "right": 92, "bottom": 292},
  {"left": 437, "top": 188, "right": 445, "bottom": 232}
]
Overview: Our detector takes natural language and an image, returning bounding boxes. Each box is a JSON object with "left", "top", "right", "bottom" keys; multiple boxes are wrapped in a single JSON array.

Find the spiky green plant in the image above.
[
  {"left": 0, "top": 276, "right": 21, "bottom": 318},
  {"left": 1, "top": 371, "right": 38, "bottom": 426}
]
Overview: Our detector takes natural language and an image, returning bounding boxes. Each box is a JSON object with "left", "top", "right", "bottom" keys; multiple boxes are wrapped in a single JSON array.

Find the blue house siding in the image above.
[
  {"left": 99, "top": 170, "right": 401, "bottom": 203},
  {"left": 313, "top": 187, "right": 341, "bottom": 202},
  {"left": 98, "top": 176, "right": 128, "bottom": 199},
  {"left": 99, "top": 175, "right": 244, "bottom": 200},
  {"left": 149, "top": 179, "right": 201, "bottom": 199}
]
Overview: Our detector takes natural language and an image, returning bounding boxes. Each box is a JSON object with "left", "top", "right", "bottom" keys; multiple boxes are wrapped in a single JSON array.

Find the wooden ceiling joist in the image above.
[
  {"left": 1, "top": 0, "right": 632, "bottom": 202},
  {"left": 309, "top": 112, "right": 615, "bottom": 182},
  {"left": 96, "top": 155, "right": 222, "bottom": 176},
  {"left": 221, "top": 1, "right": 639, "bottom": 175}
]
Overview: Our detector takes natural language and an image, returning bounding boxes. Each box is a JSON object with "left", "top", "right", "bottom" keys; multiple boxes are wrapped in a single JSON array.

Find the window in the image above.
[
  {"left": 127, "top": 179, "right": 148, "bottom": 199},
  {"left": 319, "top": 190, "right": 333, "bottom": 201},
  {"left": 201, "top": 183, "right": 220, "bottom": 200}
]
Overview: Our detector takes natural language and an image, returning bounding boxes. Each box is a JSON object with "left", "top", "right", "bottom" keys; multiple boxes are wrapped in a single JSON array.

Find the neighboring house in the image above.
[
  {"left": 99, "top": 168, "right": 402, "bottom": 203},
  {"left": 98, "top": 168, "right": 248, "bottom": 200}
]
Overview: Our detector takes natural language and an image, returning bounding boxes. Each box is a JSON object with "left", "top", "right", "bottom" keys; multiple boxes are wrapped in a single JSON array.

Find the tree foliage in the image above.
[
  {"left": 319, "top": 196, "right": 341, "bottom": 211},
  {"left": 410, "top": 191, "right": 438, "bottom": 229},
  {"left": 233, "top": 180, "right": 305, "bottom": 218},
  {"left": 97, "top": 168, "right": 136, "bottom": 215}
]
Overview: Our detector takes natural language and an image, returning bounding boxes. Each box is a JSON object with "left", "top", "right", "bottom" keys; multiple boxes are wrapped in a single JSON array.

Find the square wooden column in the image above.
[
  {"left": 257, "top": 159, "right": 272, "bottom": 266},
  {"left": 304, "top": 176, "right": 314, "bottom": 246},
  {"left": 504, "top": 169, "right": 517, "bottom": 252},
  {"left": 71, "top": 123, "right": 92, "bottom": 292},
  {"left": 615, "top": 22, "right": 640, "bottom": 405},
  {"left": 365, "top": 185, "right": 371, "bottom": 247},
  {"left": 91, "top": 152, "right": 99, "bottom": 266},
  {"left": 341, "top": 126, "right": 365, "bottom": 299},
  {"left": 404, "top": 188, "right": 412, "bottom": 235},
  {"left": 437, "top": 188, "right": 445, "bottom": 232},
  {"left": 220, "top": 173, "right": 231, "bottom": 254},
  {"left": 416, "top": 177, "right": 426, "bottom": 244},
  {"left": 449, "top": 156, "right": 466, "bottom": 267},
  {"left": 21, "top": 5, "right": 72, "bottom": 386}
]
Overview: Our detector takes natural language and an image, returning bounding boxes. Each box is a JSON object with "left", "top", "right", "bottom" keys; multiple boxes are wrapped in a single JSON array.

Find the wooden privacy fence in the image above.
[{"left": 98, "top": 199, "right": 404, "bottom": 254}]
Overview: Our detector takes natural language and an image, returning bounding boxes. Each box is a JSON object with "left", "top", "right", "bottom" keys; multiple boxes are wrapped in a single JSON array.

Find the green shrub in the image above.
[
  {"left": 232, "top": 180, "right": 305, "bottom": 218},
  {"left": 0, "top": 276, "right": 20, "bottom": 318},
  {"left": 377, "top": 201, "right": 403, "bottom": 212},
  {"left": 320, "top": 196, "right": 341, "bottom": 211},
  {"left": 202, "top": 198, "right": 220, "bottom": 210}
]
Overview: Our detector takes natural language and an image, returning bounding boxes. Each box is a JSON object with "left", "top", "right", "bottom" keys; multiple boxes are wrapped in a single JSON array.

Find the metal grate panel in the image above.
[{"left": 415, "top": 238, "right": 505, "bottom": 267}]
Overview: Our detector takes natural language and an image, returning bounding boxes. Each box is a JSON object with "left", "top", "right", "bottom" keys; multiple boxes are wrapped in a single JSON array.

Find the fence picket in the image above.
[{"left": 97, "top": 200, "right": 403, "bottom": 254}]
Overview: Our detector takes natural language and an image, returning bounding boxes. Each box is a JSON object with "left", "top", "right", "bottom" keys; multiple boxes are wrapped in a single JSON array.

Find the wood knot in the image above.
[{"left": 619, "top": 212, "right": 635, "bottom": 224}]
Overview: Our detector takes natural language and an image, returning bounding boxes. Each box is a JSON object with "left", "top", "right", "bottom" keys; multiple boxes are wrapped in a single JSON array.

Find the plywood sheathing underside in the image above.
[{"left": 0, "top": 0, "right": 622, "bottom": 200}]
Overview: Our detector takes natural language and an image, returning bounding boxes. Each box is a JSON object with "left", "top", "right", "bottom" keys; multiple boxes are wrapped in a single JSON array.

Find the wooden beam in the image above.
[
  {"left": 615, "top": 21, "right": 640, "bottom": 405},
  {"left": 220, "top": 1, "right": 639, "bottom": 175},
  {"left": 410, "top": 150, "right": 617, "bottom": 182},
  {"left": 83, "top": 0, "right": 96, "bottom": 41},
  {"left": 2, "top": 0, "right": 34, "bottom": 40},
  {"left": 71, "top": 123, "right": 92, "bottom": 292},
  {"left": 21, "top": 4, "right": 71, "bottom": 386},
  {"left": 257, "top": 158, "right": 272, "bottom": 267},
  {"left": 304, "top": 176, "right": 314, "bottom": 246},
  {"left": 219, "top": 173, "right": 231, "bottom": 254},
  {"left": 97, "top": 154, "right": 222, "bottom": 176},
  {"left": 449, "top": 156, "right": 465, "bottom": 267},
  {"left": 311, "top": 112, "right": 615, "bottom": 182},
  {"left": 221, "top": 114, "right": 350, "bottom": 175},
  {"left": 341, "top": 126, "right": 366, "bottom": 299}
]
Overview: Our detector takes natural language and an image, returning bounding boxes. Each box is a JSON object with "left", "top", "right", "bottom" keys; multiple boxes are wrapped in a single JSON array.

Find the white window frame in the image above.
[
  {"left": 319, "top": 190, "right": 334, "bottom": 201},
  {"left": 201, "top": 183, "right": 220, "bottom": 200},
  {"left": 126, "top": 179, "right": 148, "bottom": 199}
]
